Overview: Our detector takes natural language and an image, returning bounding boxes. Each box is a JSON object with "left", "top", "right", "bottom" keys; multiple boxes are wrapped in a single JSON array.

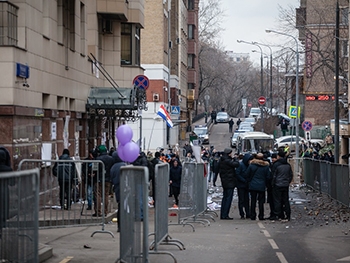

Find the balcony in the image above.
[{"left": 97, "top": 0, "right": 145, "bottom": 26}]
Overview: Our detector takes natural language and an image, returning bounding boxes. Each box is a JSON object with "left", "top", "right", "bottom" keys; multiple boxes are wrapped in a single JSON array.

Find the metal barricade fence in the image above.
[
  {"left": 18, "top": 159, "right": 114, "bottom": 237},
  {"left": 303, "top": 158, "right": 350, "bottom": 207},
  {"left": 118, "top": 166, "right": 149, "bottom": 263},
  {"left": 149, "top": 163, "right": 184, "bottom": 262},
  {"left": 0, "top": 168, "right": 39, "bottom": 263},
  {"left": 178, "top": 162, "right": 196, "bottom": 224},
  {"left": 177, "top": 162, "right": 210, "bottom": 228}
]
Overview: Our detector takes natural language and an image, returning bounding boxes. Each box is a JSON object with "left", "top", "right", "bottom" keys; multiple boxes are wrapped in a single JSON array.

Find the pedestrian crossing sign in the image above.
[
  {"left": 288, "top": 106, "right": 300, "bottom": 119},
  {"left": 171, "top": 106, "right": 180, "bottom": 115}
]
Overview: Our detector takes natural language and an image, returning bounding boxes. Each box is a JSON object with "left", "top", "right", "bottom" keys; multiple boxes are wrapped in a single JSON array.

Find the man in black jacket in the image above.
[
  {"left": 271, "top": 151, "right": 293, "bottom": 221},
  {"left": 94, "top": 145, "right": 115, "bottom": 217},
  {"left": 53, "top": 149, "right": 76, "bottom": 210},
  {"left": 219, "top": 148, "right": 239, "bottom": 220}
]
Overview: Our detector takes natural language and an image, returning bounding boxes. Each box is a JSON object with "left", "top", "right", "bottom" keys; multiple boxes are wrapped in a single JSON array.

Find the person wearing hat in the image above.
[
  {"left": 94, "top": 145, "right": 115, "bottom": 217},
  {"left": 266, "top": 153, "right": 278, "bottom": 220},
  {"left": 270, "top": 150, "right": 293, "bottom": 221},
  {"left": 219, "top": 148, "right": 239, "bottom": 220},
  {"left": 245, "top": 152, "right": 271, "bottom": 221},
  {"left": 236, "top": 153, "right": 252, "bottom": 219}
]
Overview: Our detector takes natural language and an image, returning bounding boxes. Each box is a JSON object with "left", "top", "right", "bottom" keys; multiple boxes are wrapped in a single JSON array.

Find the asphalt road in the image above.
[{"left": 38, "top": 119, "right": 350, "bottom": 263}]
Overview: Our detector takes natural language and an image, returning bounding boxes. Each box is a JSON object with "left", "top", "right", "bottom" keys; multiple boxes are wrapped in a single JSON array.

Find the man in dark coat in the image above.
[
  {"left": 236, "top": 153, "right": 252, "bottom": 219},
  {"left": 169, "top": 159, "right": 182, "bottom": 208},
  {"left": 53, "top": 149, "right": 77, "bottom": 210},
  {"left": 271, "top": 151, "right": 293, "bottom": 221},
  {"left": 246, "top": 153, "right": 271, "bottom": 221},
  {"left": 219, "top": 148, "right": 239, "bottom": 220},
  {"left": 94, "top": 145, "right": 115, "bottom": 216},
  {"left": 0, "top": 147, "right": 13, "bottom": 238},
  {"left": 110, "top": 150, "right": 126, "bottom": 231},
  {"left": 228, "top": 118, "right": 234, "bottom": 133}
]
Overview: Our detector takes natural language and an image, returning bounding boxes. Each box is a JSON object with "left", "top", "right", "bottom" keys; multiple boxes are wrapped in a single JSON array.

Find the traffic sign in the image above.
[
  {"left": 258, "top": 96, "right": 266, "bottom": 105},
  {"left": 302, "top": 120, "right": 313, "bottom": 131},
  {"left": 133, "top": 75, "right": 149, "bottom": 90},
  {"left": 171, "top": 106, "right": 180, "bottom": 115}
]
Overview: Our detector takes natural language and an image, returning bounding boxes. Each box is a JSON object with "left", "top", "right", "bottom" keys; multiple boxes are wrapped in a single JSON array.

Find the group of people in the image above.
[
  {"left": 300, "top": 135, "right": 334, "bottom": 162},
  {"left": 205, "top": 147, "right": 293, "bottom": 221}
]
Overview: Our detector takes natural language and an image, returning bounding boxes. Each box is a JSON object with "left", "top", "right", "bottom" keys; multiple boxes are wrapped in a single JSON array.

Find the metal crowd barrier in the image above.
[
  {"left": 149, "top": 163, "right": 184, "bottom": 262},
  {"left": 303, "top": 158, "right": 349, "bottom": 207},
  {"left": 117, "top": 166, "right": 149, "bottom": 263},
  {"left": 0, "top": 168, "right": 39, "bottom": 263},
  {"left": 18, "top": 159, "right": 114, "bottom": 237},
  {"left": 176, "top": 162, "right": 210, "bottom": 230}
]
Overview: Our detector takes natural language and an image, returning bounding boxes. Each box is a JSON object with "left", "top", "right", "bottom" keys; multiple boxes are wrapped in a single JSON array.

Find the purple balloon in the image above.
[
  {"left": 116, "top": 125, "right": 133, "bottom": 146},
  {"left": 123, "top": 141, "right": 140, "bottom": 163},
  {"left": 117, "top": 144, "right": 126, "bottom": 162}
]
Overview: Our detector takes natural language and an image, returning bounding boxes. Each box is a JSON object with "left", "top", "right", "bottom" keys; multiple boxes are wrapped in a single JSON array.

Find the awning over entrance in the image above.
[{"left": 86, "top": 86, "right": 147, "bottom": 120}]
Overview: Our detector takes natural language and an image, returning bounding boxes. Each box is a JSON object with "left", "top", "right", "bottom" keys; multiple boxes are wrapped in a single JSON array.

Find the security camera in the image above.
[{"left": 23, "top": 83, "right": 30, "bottom": 88}]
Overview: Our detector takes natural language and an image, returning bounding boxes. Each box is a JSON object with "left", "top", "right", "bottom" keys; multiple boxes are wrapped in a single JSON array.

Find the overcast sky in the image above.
[{"left": 220, "top": 0, "right": 299, "bottom": 65}]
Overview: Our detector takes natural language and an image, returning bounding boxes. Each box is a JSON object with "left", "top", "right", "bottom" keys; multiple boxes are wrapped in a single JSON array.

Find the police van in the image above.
[
  {"left": 236, "top": 131, "right": 274, "bottom": 155},
  {"left": 193, "top": 125, "right": 210, "bottom": 144}
]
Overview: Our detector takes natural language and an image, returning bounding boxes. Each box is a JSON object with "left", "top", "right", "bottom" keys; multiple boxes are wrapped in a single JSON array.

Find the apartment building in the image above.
[
  {"left": 296, "top": 0, "right": 349, "bottom": 125},
  {"left": 0, "top": 0, "right": 145, "bottom": 168},
  {"left": 136, "top": 0, "right": 199, "bottom": 151}
]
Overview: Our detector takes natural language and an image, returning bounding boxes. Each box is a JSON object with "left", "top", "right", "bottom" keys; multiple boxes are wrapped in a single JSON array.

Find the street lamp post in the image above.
[
  {"left": 237, "top": 40, "right": 264, "bottom": 132},
  {"left": 266, "top": 29, "right": 300, "bottom": 176},
  {"left": 253, "top": 42, "right": 273, "bottom": 115}
]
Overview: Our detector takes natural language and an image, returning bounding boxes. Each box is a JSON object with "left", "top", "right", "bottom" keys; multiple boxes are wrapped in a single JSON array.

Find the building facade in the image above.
[
  {"left": 0, "top": 0, "right": 145, "bottom": 168},
  {"left": 136, "top": 0, "right": 200, "bottom": 152}
]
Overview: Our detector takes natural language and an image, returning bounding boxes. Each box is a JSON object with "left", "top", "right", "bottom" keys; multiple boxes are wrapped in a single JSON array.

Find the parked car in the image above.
[
  {"left": 238, "top": 122, "right": 253, "bottom": 130},
  {"left": 244, "top": 117, "right": 256, "bottom": 126},
  {"left": 249, "top": 107, "right": 261, "bottom": 119},
  {"left": 274, "top": 135, "right": 324, "bottom": 152},
  {"left": 230, "top": 130, "right": 245, "bottom": 148},
  {"left": 215, "top": 112, "right": 229, "bottom": 123}
]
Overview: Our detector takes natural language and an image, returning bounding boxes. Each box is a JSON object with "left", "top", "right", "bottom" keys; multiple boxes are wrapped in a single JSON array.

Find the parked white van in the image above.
[{"left": 236, "top": 131, "right": 274, "bottom": 155}]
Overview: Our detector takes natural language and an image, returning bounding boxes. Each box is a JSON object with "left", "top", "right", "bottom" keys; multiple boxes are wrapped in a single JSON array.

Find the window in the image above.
[
  {"left": 121, "top": 23, "right": 141, "bottom": 66},
  {"left": 121, "top": 23, "right": 132, "bottom": 65},
  {"left": 341, "top": 7, "right": 349, "bottom": 25},
  {"left": 0, "top": 2, "right": 18, "bottom": 46},
  {"left": 80, "top": 2, "right": 86, "bottom": 55},
  {"left": 341, "top": 39, "right": 348, "bottom": 57},
  {"left": 188, "top": 0, "right": 194, "bottom": 10},
  {"left": 188, "top": 24, "right": 194, "bottom": 39},
  {"left": 188, "top": 54, "right": 195, "bottom": 68}
]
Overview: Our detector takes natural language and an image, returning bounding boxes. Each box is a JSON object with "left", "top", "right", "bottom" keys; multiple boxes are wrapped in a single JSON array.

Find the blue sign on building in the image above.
[{"left": 16, "top": 63, "right": 30, "bottom": 79}]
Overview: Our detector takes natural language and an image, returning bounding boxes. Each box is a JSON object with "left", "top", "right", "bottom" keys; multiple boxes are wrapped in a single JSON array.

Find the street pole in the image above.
[
  {"left": 266, "top": 29, "right": 300, "bottom": 176},
  {"left": 335, "top": 1, "right": 340, "bottom": 163},
  {"left": 253, "top": 42, "right": 273, "bottom": 115},
  {"left": 237, "top": 40, "right": 264, "bottom": 132}
]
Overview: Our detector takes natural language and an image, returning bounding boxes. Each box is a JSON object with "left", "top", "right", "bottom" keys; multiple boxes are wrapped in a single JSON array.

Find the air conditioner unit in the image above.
[{"left": 153, "top": 93, "right": 159, "bottom": 102}]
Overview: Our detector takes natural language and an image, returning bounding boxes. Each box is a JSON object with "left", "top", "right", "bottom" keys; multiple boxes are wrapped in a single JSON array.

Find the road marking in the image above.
[
  {"left": 262, "top": 229, "right": 271, "bottom": 237},
  {"left": 276, "top": 252, "right": 288, "bottom": 263},
  {"left": 337, "top": 256, "right": 350, "bottom": 261},
  {"left": 258, "top": 222, "right": 265, "bottom": 228},
  {"left": 59, "top": 257, "right": 74, "bottom": 263},
  {"left": 268, "top": 238, "right": 279, "bottom": 249}
]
